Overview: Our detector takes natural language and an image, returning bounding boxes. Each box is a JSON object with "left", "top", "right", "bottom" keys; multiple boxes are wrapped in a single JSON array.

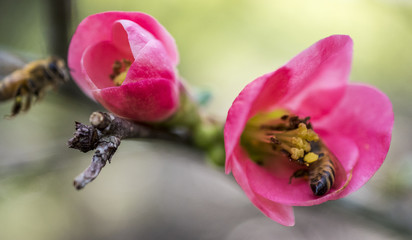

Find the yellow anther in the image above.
[
  {"left": 304, "top": 152, "right": 319, "bottom": 164},
  {"left": 113, "top": 69, "right": 129, "bottom": 86},
  {"left": 241, "top": 111, "right": 322, "bottom": 164},
  {"left": 290, "top": 148, "right": 304, "bottom": 160},
  {"left": 296, "top": 123, "right": 319, "bottom": 142},
  {"left": 110, "top": 59, "right": 131, "bottom": 86},
  {"left": 306, "top": 129, "right": 319, "bottom": 141},
  {"left": 297, "top": 123, "right": 308, "bottom": 138},
  {"left": 291, "top": 137, "right": 304, "bottom": 148},
  {"left": 303, "top": 141, "right": 311, "bottom": 152}
]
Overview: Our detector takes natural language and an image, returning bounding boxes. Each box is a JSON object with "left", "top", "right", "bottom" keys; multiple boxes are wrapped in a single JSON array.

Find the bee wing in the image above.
[{"left": 0, "top": 49, "right": 28, "bottom": 78}]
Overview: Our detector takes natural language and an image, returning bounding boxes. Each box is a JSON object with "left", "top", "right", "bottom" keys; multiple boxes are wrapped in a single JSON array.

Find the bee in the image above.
[
  {"left": 290, "top": 141, "right": 337, "bottom": 196},
  {"left": 0, "top": 55, "right": 69, "bottom": 117},
  {"left": 308, "top": 152, "right": 336, "bottom": 196}
]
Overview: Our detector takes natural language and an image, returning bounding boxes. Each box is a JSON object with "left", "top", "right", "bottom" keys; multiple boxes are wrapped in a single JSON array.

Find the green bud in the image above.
[{"left": 207, "top": 143, "right": 226, "bottom": 167}]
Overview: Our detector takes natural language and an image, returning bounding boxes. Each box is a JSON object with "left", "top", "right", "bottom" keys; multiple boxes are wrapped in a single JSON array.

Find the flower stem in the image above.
[{"left": 161, "top": 84, "right": 225, "bottom": 166}]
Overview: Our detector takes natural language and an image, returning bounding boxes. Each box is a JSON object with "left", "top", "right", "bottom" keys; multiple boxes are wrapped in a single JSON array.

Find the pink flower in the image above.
[
  {"left": 68, "top": 11, "right": 180, "bottom": 122},
  {"left": 224, "top": 35, "right": 393, "bottom": 226}
]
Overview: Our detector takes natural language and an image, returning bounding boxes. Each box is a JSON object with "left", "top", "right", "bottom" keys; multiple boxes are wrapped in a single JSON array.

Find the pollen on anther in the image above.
[
  {"left": 291, "top": 148, "right": 304, "bottom": 160},
  {"left": 291, "top": 137, "right": 304, "bottom": 148},
  {"left": 304, "top": 152, "right": 319, "bottom": 164},
  {"left": 109, "top": 59, "right": 132, "bottom": 86}
]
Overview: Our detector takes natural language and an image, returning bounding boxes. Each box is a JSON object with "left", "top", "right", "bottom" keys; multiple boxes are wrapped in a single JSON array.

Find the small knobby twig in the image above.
[{"left": 68, "top": 112, "right": 186, "bottom": 190}]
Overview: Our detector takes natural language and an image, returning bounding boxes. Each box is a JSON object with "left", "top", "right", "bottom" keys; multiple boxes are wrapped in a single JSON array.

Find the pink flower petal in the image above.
[
  {"left": 93, "top": 78, "right": 179, "bottom": 122},
  {"left": 111, "top": 20, "right": 155, "bottom": 58},
  {"left": 110, "top": 19, "right": 176, "bottom": 84},
  {"left": 280, "top": 35, "right": 353, "bottom": 119},
  {"left": 118, "top": 12, "right": 179, "bottom": 65},
  {"left": 315, "top": 130, "right": 359, "bottom": 173},
  {"left": 238, "top": 133, "right": 356, "bottom": 206},
  {"left": 256, "top": 35, "right": 354, "bottom": 118},
  {"left": 226, "top": 35, "right": 354, "bottom": 174},
  {"left": 225, "top": 35, "right": 393, "bottom": 225},
  {"left": 124, "top": 40, "right": 175, "bottom": 84},
  {"left": 82, "top": 41, "right": 134, "bottom": 89},
  {"left": 225, "top": 68, "right": 291, "bottom": 174},
  {"left": 231, "top": 147, "right": 295, "bottom": 226},
  {"left": 68, "top": 11, "right": 178, "bottom": 98},
  {"left": 314, "top": 84, "right": 394, "bottom": 198}
]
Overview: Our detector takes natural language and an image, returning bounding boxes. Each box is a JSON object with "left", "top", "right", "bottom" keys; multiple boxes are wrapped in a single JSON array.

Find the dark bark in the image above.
[{"left": 68, "top": 111, "right": 186, "bottom": 190}]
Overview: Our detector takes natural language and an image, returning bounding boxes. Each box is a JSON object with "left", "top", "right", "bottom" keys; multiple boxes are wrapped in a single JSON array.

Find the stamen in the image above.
[
  {"left": 290, "top": 148, "right": 305, "bottom": 160},
  {"left": 306, "top": 129, "right": 319, "bottom": 141},
  {"left": 290, "top": 137, "right": 304, "bottom": 148},
  {"left": 281, "top": 115, "right": 289, "bottom": 120},
  {"left": 303, "top": 141, "right": 311, "bottom": 152},
  {"left": 254, "top": 113, "right": 321, "bottom": 163},
  {"left": 241, "top": 111, "right": 340, "bottom": 196},
  {"left": 241, "top": 111, "right": 325, "bottom": 167},
  {"left": 109, "top": 59, "right": 132, "bottom": 86},
  {"left": 109, "top": 60, "right": 122, "bottom": 80},
  {"left": 270, "top": 136, "right": 281, "bottom": 145},
  {"left": 277, "top": 139, "right": 305, "bottom": 160}
]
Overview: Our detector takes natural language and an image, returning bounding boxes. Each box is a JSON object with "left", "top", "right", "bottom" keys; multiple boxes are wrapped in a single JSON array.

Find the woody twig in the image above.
[{"left": 68, "top": 111, "right": 186, "bottom": 190}]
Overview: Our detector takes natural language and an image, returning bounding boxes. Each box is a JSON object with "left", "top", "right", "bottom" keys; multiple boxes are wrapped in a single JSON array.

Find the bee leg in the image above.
[
  {"left": 7, "top": 86, "right": 25, "bottom": 118},
  {"left": 22, "top": 92, "right": 33, "bottom": 112},
  {"left": 22, "top": 79, "right": 38, "bottom": 111},
  {"left": 289, "top": 169, "right": 309, "bottom": 184},
  {"left": 26, "top": 78, "right": 39, "bottom": 103}
]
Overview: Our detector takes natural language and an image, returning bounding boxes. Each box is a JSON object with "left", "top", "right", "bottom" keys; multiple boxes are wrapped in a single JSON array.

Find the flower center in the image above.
[
  {"left": 262, "top": 115, "right": 320, "bottom": 165},
  {"left": 241, "top": 110, "right": 340, "bottom": 196},
  {"left": 109, "top": 59, "right": 131, "bottom": 86},
  {"left": 241, "top": 110, "right": 321, "bottom": 166}
]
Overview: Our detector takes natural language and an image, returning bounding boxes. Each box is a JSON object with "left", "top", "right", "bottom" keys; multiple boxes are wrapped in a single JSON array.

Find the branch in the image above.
[{"left": 68, "top": 112, "right": 186, "bottom": 190}]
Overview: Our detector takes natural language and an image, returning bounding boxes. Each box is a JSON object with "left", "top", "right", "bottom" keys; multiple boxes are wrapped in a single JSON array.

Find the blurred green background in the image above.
[{"left": 0, "top": 0, "right": 411, "bottom": 239}]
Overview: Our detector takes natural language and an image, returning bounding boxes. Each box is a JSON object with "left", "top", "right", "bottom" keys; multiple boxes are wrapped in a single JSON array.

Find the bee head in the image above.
[{"left": 47, "top": 56, "right": 70, "bottom": 83}]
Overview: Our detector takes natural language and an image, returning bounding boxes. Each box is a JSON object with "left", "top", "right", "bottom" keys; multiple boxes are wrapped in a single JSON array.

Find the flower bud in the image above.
[{"left": 68, "top": 11, "right": 180, "bottom": 122}]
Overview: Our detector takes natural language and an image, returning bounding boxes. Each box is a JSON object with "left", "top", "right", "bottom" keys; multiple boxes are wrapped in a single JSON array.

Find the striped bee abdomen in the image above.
[
  {"left": 0, "top": 74, "right": 21, "bottom": 101},
  {"left": 309, "top": 156, "right": 336, "bottom": 196}
]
